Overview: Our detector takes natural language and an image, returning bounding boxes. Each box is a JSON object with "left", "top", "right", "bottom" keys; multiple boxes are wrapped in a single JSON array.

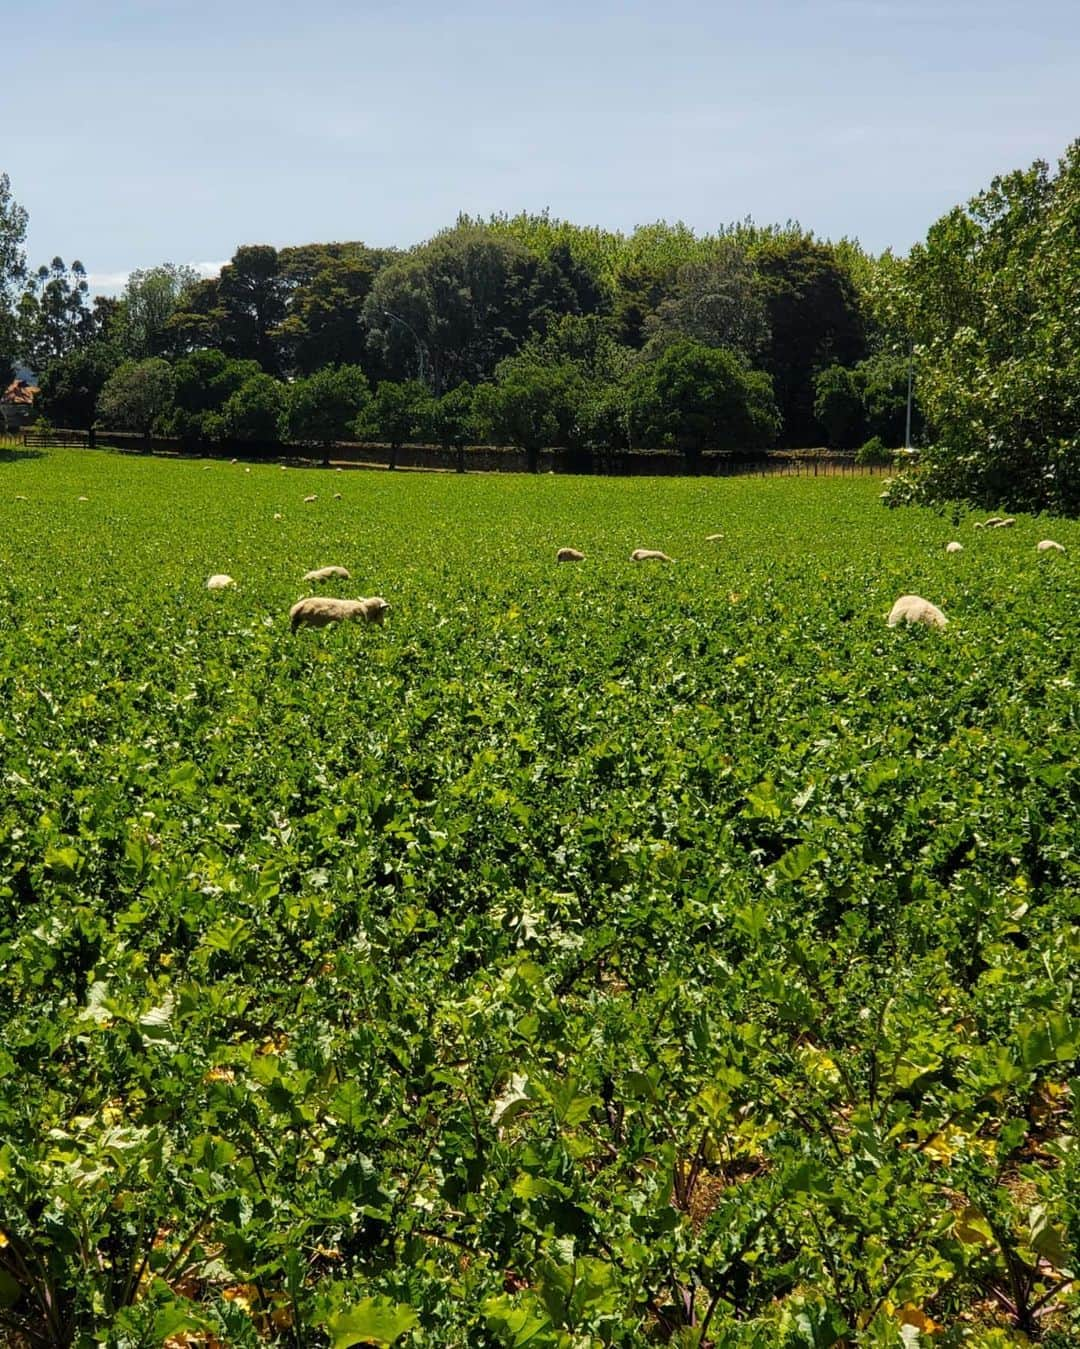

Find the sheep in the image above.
[
  {"left": 333, "top": 492, "right": 342, "bottom": 499},
  {"left": 705, "top": 533, "right": 724, "bottom": 542},
  {"left": 556, "top": 547, "right": 585, "bottom": 562},
  {"left": 273, "top": 512, "right": 283, "bottom": 520},
  {"left": 13, "top": 494, "right": 27, "bottom": 501},
  {"left": 887, "top": 594, "right": 948, "bottom": 629},
  {"left": 1036, "top": 539, "right": 1065, "bottom": 553},
  {"left": 972, "top": 521, "right": 985, "bottom": 530},
  {"left": 230, "top": 458, "right": 238, "bottom": 464},
  {"left": 303, "top": 565, "right": 352, "bottom": 582},
  {"left": 982, "top": 517, "right": 1003, "bottom": 528},
  {"left": 289, "top": 595, "right": 390, "bottom": 632},
  {"left": 77, "top": 496, "right": 89, "bottom": 502},
  {"left": 991, "top": 517, "right": 1016, "bottom": 529},
  {"left": 304, "top": 494, "right": 318, "bottom": 503},
  {"left": 631, "top": 549, "right": 673, "bottom": 562},
  {"left": 206, "top": 574, "right": 236, "bottom": 591},
  {"left": 244, "top": 467, "right": 251, "bottom": 474},
  {"left": 944, "top": 541, "right": 963, "bottom": 554}
]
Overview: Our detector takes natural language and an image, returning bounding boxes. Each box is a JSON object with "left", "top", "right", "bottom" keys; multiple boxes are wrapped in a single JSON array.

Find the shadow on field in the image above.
[{"left": 0, "top": 444, "right": 45, "bottom": 463}]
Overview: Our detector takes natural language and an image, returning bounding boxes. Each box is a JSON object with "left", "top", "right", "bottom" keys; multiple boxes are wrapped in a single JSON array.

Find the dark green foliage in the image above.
[
  {"left": 218, "top": 372, "right": 286, "bottom": 446},
  {"left": 164, "top": 348, "right": 264, "bottom": 446},
  {"left": 283, "top": 365, "right": 371, "bottom": 459},
  {"left": 855, "top": 433, "right": 892, "bottom": 465},
  {"left": 36, "top": 341, "right": 123, "bottom": 440},
  {"left": 756, "top": 237, "right": 866, "bottom": 446},
  {"left": 625, "top": 337, "right": 779, "bottom": 470},
  {"left": 0, "top": 456, "right": 1077, "bottom": 1344},
  {"left": 887, "top": 140, "right": 1080, "bottom": 514},
  {"left": 16, "top": 257, "right": 93, "bottom": 372},
  {"left": 422, "top": 383, "right": 478, "bottom": 472},
  {"left": 361, "top": 379, "right": 432, "bottom": 468},
  {"left": 97, "top": 357, "right": 176, "bottom": 442},
  {"left": 814, "top": 351, "right": 917, "bottom": 449}
]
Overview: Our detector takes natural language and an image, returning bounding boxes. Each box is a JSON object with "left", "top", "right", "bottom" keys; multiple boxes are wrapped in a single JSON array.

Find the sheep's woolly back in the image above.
[
  {"left": 945, "top": 541, "right": 963, "bottom": 553},
  {"left": 991, "top": 518, "right": 1016, "bottom": 529},
  {"left": 887, "top": 594, "right": 948, "bottom": 629},
  {"left": 705, "top": 533, "right": 724, "bottom": 542},
  {"left": 289, "top": 595, "right": 390, "bottom": 632},
  {"left": 556, "top": 548, "right": 585, "bottom": 562},
  {"left": 207, "top": 574, "right": 235, "bottom": 591},
  {"left": 303, "top": 565, "right": 352, "bottom": 582},
  {"left": 982, "top": 517, "right": 1003, "bottom": 528},
  {"left": 631, "top": 548, "right": 673, "bottom": 562},
  {"left": 303, "top": 494, "right": 318, "bottom": 503},
  {"left": 1036, "top": 539, "right": 1065, "bottom": 553}
]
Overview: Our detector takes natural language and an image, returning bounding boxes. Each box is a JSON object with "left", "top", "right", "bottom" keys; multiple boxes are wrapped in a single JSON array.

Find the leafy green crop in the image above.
[{"left": 0, "top": 451, "right": 1077, "bottom": 1347}]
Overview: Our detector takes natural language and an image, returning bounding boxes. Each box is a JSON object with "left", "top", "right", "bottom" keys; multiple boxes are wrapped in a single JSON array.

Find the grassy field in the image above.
[{"left": 1, "top": 449, "right": 1078, "bottom": 1347}]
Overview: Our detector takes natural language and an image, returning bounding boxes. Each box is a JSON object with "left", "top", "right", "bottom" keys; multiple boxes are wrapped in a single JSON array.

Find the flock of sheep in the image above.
[{"left": 201, "top": 515, "right": 1066, "bottom": 637}]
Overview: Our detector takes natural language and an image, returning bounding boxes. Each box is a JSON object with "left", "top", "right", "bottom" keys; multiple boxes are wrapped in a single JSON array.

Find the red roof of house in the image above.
[{"left": 2, "top": 379, "right": 39, "bottom": 405}]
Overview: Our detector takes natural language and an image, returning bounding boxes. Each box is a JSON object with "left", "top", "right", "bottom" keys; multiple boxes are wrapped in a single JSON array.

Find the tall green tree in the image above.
[
  {"left": 283, "top": 364, "right": 370, "bottom": 464},
  {"left": 361, "top": 380, "right": 431, "bottom": 470},
  {"left": 17, "top": 258, "right": 93, "bottom": 372},
  {"left": 0, "top": 172, "right": 28, "bottom": 383},
  {"left": 35, "top": 342, "right": 122, "bottom": 444},
  {"left": 218, "top": 373, "right": 286, "bottom": 446},
  {"left": 98, "top": 358, "right": 176, "bottom": 446},
  {"left": 118, "top": 264, "right": 199, "bottom": 358},
  {"left": 473, "top": 361, "right": 586, "bottom": 473},
  {"left": 890, "top": 140, "right": 1080, "bottom": 512},
  {"left": 625, "top": 338, "right": 779, "bottom": 472},
  {"left": 275, "top": 243, "right": 393, "bottom": 376},
  {"left": 423, "top": 383, "right": 478, "bottom": 473},
  {"left": 164, "top": 348, "right": 263, "bottom": 446},
  {"left": 755, "top": 237, "right": 866, "bottom": 446},
  {"left": 644, "top": 243, "right": 769, "bottom": 361}
]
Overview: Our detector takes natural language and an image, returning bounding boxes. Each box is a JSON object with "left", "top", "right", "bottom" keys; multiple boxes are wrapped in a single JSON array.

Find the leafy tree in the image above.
[
  {"left": 16, "top": 257, "right": 93, "bottom": 372},
  {"left": 812, "top": 364, "right": 865, "bottom": 448},
  {"left": 423, "top": 383, "right": 477, "bottom": 473},
  {"left": 164, "top": 348, "right": 263, "bottom": 446},
  {"left": 625, "top": 338, "right": 779, "bottom": 472},
  {"left": 218, "top": 373, "right": 286, "bottom": 446},
  {"left": 275, "top": 243, "right": 390, "bottom": 376},
  {"left": 0, "top": 172, "right": 28, "bottom": 383},
  {"left": 364, "top": 226, "right": 550, "bottom": 393},
  {"left": 755, "top": 237, "right": 866, "bottom": 446},
  {"left": 361, "top": 379, "right": 432, "bottom": 469},
  {"left": 886, "top": 141, "right": 1080, "bottom": 512},
  {"left": 170, "top": 247, "right": 286, "bottom": 372},
  {"left": 473, "top": 361, "right": 586, "bottom": 473},
  {"left": 35, "top": 342, "right": 123, "bottom": 444},
  {"left": 283, "top": 364, "right": 371, "bottom": 463},
  {"left": 644, "top": 244, "right": 769, "bottom": 361},
  {"left": 98, "top": 358, "right": 176, "bottom": 446},
  {"left": 118, "top": 264, "right": 199, "bottom": 358}
]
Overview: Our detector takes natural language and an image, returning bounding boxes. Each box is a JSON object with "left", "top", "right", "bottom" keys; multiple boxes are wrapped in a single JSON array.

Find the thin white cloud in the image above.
[{"left": 87, "top": 260, "right": 227, "bottom": 294}]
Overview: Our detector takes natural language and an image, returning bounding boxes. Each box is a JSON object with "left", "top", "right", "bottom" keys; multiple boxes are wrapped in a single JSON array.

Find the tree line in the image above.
[{"left": 3, "top": 140, "right": 1078, "bottom": 504}]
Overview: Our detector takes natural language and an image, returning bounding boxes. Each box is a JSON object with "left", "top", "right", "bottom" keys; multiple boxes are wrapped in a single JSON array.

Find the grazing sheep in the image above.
[
  {"left": 1036, "top": 539, "right": 1065, "bottom": 553},
  {"left": 304, "top": 494, "right": 318, "bottom": 503},
  {"left": 206, "top": 574, "right": 235, "bottom": 591},
  {"left": 290, "top": 595, "right": 390, "bottom": 632},
  {"left": 991, "top": 517, "right": 1016, "bottom": 529},
  {"left": 982, "top": 517, "right": 1003, "bottom": 528},
  {"left": 945, "top": 541, "right": 963, "bottom": 554},
  {"left": 273, "top": 512, "right": 283, "bottom": 520},
  {"left": 972, "top": 521, "right": 985, "bottom": 530},
  {"left": 77, "top": 496, "right": 89, "bottom": 502},
  {"left": 303, "top": 565, "right": 352, "bottom": 582},
  {"left": 631, "top": 549, "right": 673, "bottom": 562},
  {"left": 230, "top": 458, "right": 238, "bottom": 464},
  {"left": 556, "top": 547, "right": 585, "bottom": 562},
  {"left": 705, "top": 533, "right": 724, "bottom": 542},
  {"left": 333, "top": 492, "right": 342, "bottom": 499},
  {"left": 13, "top": 494, "right": 27, "bottom": 501},
  {"left": 244, "top": 467, "right": 251, "bottom": 474},
  {"left": 887, "top": 594, "right": 948, "bottom": 629}
]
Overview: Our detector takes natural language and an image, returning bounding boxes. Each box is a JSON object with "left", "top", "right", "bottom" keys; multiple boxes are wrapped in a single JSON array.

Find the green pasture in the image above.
[{"left": 1, "top": 449, "right": 1078, "bottom": 1347}]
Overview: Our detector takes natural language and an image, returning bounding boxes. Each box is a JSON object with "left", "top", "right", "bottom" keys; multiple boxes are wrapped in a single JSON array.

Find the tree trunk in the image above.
[{"left": 526, "top": 445, "right": 539, "bottom": 474}]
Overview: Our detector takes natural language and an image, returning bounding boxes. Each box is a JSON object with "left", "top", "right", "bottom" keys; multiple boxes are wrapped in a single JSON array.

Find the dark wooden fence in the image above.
[{"left": 24, "top": 426, "right": 896, "bottom": 477}]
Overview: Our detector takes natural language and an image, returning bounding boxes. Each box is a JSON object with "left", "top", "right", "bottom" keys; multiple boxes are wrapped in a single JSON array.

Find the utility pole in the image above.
[{"left": 383, "top": 310, "right": 431, "bottom": 391}]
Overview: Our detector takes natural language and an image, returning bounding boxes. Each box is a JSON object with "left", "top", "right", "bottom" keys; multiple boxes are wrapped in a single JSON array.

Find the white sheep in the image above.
[
  {"left": 77, "top": 496, "right": 89, "bottom": 502},
  {"left": 273, "top": 512, "right": 283, "bottom": 520},
  {"left": 1036, "top": 539, "right": 1065, "bottom": 553},
  {"left": 556, "top": 547, "right": 585, "bottom": 562},
  {"left": 705, "top": 533, "right": 724, "bottom": 542},
  {"left": 333, "top": 492, "right": 342, "bottom": 499},
  {"left": 991, "top": 517, "right": 1016, "bottom": 529},
  {"left": 290, "top": 595, "right": 390, "bottom": 632},
  {"left": 887, "top": 594, "right": 948, "bottom": 629},
  {"left": 303, "top": 565, "right": 352, "bottom": 582},
  {"left": 631, "top": 549, "right": 673, "bottom": 562},
  {"left": 207, "top": 574, "right": 235, "bottom": 591},
  {"left": 945, "top": 541, "right": 963, "bottom": 554},
  {"left": 13, "top": 494, "right": 27, "bottom": 501},
  {"left": 982, "top": 517, "right": 1003, "bottom": 528},
  {"left": 304, "top": 494, "right": 318, "bottom": 503}
]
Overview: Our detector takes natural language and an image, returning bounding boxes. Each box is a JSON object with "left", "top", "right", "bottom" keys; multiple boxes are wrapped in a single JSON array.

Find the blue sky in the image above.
[{"left": 3, "top": 0, "right": 1077, "bottom": 291}]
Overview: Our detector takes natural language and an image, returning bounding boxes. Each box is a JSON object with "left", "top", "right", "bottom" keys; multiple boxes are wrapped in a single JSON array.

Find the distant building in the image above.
[{"left": 1, "top": 378, "right": 39, "bottom": 431}]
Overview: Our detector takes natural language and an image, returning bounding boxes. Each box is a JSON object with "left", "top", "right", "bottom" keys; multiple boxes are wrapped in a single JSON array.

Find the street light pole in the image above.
[{"left": 382, "top": 310, "right": 430, "bottom": 391}]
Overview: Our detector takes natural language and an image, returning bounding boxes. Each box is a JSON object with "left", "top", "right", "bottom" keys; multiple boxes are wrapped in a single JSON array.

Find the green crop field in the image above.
[{"left": 1, "top": 449, "right": 1078, "bottom": 1348}]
